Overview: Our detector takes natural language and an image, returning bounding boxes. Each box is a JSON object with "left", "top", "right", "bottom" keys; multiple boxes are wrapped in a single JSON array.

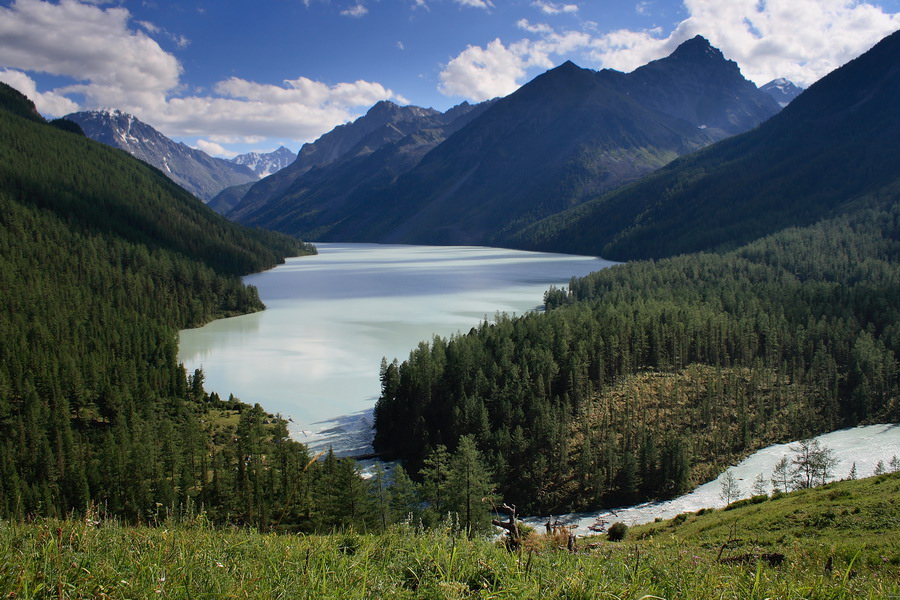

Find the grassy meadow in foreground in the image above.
[{"left": 1, "top": 472, "right": 898, "bottom": 599}]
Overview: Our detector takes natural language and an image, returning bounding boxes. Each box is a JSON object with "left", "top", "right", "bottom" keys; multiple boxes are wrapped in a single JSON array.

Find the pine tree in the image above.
[
  {"left": 421, "top": 444, "right": 451, "bottom": 525},
  {"left": 369, "top": 464, "right": 390, "bottom": 531},
  {"left": 446, "top": 436, "right": 495, "bottom": 536},
  {"left": 389, "top": 465, "right": 422, "bottom": 526}
]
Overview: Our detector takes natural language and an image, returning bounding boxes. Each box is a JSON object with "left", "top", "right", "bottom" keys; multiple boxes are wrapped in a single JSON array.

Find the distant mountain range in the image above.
[
  {"left": 63, "top": 111, "right": 294, "bottom": 202},
  {"left": 218, "top": 99, "right": 491, "bottom": 226},
  {"left": 230, "top": 146, "right": 296, "bottom": 178},
  {"left": 512, "top": 28, "right": 900, "bottom": 260},
  {"left": 226, "top": 36, "right": 783, "bottom": 245}
]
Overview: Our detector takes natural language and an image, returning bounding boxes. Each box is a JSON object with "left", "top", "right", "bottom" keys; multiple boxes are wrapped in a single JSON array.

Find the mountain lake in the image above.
[{"left": 178, "top": 243, "right": 614, "bottom": 443}]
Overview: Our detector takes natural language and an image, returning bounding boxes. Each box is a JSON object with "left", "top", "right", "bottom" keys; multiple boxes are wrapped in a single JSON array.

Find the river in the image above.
[{"left": 178, "top": 243, "right": 614, "bottom": 442}]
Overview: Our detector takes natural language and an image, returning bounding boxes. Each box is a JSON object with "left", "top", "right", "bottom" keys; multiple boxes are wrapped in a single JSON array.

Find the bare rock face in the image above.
[
  {"left": 231, "top": 146, "right": 297, "bottom": 178},
  {"left": 64, "top": 110, "right": 257, "bottom": 202}
]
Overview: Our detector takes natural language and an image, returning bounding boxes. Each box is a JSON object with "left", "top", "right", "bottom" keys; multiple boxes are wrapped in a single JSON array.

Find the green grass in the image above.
[{"left": 2, "top": 474, "right": 898, "bottom": 599}]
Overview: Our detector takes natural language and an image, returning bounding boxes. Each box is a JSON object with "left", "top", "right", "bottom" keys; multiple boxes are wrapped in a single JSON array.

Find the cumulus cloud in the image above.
[
  {"left": 193, "top": 139, "right": 238, "bottom": 159},
  {"left": 0, "top": 68, "right": 79, "bottom": 116},
  {"left": 439, "top": 39, "right": 532, "bottom": 101},
  {"left": 440, "top": 0, "right": 900, "bottom": 101},
  {"left": 0, "top": 0, "right": 181, "bottom": 114},
  {"left": 0, "top": 0, "right": 401, "bottom": 145},
  {"left": 589, "top": 0, "right": 900, "bottom": 86},
  {"left": 154, "top": 77, "right": 403, "bottom": 141},
  {"left": 439, "top": 25, "right": 591, "bottom": 100}
]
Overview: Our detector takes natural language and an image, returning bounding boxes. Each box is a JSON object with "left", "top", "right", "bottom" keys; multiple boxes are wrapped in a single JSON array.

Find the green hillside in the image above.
[
  {"left": 2, "top": 472, "right": 897, "bottom": 599},
  {"left": 374, "top": 209, "right": 900, "bottom": 513},
  {"left": 0, "top": 83, "right": 317, "bottom": 521}
]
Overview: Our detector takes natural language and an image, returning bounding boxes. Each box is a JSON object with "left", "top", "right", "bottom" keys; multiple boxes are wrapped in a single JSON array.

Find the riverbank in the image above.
[{"left": 300, "top": 416, "right": 900, "bottom": 536}]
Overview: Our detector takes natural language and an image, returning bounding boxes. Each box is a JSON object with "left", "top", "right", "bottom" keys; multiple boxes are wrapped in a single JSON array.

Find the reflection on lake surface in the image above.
[{"left": 178, "top": 243, "right": 614, "bottom": 432}]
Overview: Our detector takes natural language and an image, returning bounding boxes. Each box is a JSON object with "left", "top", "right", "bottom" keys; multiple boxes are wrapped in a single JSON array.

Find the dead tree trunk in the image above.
[{"left": 492, "top": 503, "right": 521, "bottom": 551}]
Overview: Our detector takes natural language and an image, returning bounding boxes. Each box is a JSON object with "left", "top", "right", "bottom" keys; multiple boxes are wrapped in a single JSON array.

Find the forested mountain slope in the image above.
[
  {"left": 512, "top": 29, "right": 900, "bottom": 260},
  {"left": 373, "top": 31, "right": 900, "bottom": 514},
  {"left": 375, "top": 199, "right": 900, "bottom": 515},
  {"left": 0, "top": 83, "right": 319, "bottom": 522}
]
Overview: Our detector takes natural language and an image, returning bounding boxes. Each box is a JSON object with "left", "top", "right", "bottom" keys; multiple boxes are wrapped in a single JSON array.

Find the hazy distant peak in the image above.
[
  {"left": 231, "top": 145, "right": 296, "bottom": 178},
  {"left": 65, "top": 108, "right": 257, "bottom": 201},
  {"left": 760, "top": 78, "right": 804, "bottom": 107}
]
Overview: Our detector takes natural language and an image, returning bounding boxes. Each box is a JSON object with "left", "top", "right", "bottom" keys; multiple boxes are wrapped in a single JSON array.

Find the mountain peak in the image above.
[
  {"left": 65, "top": 108, "right": 257, "bottom": 201},
  {"left": 544, "top": 60, "right": 587, "bottom": 78},
  {"left": 670, "top": 35, "right": 724, "bottom": 61},
  {"left": 760, "top": 78, "right": 804, "bottom": 106},
  {"left": 367, "top": 100, "right": 400, "bottom": 114}
]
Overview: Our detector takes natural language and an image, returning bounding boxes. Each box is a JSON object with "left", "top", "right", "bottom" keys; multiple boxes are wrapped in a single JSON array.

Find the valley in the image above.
[{"left": 0, "top": 10, "right": 898, "bottom": 598}]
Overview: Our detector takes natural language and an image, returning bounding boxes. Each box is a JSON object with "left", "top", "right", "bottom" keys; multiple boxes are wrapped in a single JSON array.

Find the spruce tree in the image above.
[{"left": 446, "top": 436, "right": 495, "bottom": 537}]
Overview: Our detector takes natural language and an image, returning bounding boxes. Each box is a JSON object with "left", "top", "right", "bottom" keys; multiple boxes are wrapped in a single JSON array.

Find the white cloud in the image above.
[
  {"left": 439, "top": 39, "right": 528, "bottom": 101},
  {"left": 0, "top": 0, "right": 182, "bottom": 108},
  {"left": 193, "top": 139, "right": 238, "bottom": 159},
  {"left": 453, "top": 0, "right": 493, "bottom": 10},
  {"left": 635, "top": 2, "right": 651, "bottom": 16},
  {"left": 589, "top": 0, "right": 900, "bottom": 86},
  {"left": 0, "top": 68, "right": 80, "bottom": 116},
  {"left": 533, "top": 1, "right": 578, "bottom": 15},
  {"left": 439, "top": 25, "right": 589, "bottom": 100},
  {"left": 156, "top": 77, "right": 403, "bottom": 141},
  {"left": 136, "top": 19, "right": 159, "bottom": 33},
  {"left": 517, "top": 19, "right": 554, "bottom": 34},
  {"left": 440, "top": 0, "right": 900, "bottom": 102},
  {"left": 0, "top": 0, "right": 402, "bottom": 146},
  {"left": 340, "top": 3, "right": 368, "bottom": 17},
  {"left": 137, "top": 18, "right": 190, "bottom": 49}
]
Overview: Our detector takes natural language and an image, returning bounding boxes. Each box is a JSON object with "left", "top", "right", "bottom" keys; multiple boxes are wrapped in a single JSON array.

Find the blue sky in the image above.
[{"left": 1, "top": 0, "right": 898, "bottom": 157}]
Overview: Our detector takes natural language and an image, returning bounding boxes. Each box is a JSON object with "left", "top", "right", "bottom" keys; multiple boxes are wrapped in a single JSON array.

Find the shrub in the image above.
[
  {"left": 724, "top": 494, "right": 769, "bottom": 511},
  {"left": 607, "top": 522, "right": 628, "bottom": 542}
]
